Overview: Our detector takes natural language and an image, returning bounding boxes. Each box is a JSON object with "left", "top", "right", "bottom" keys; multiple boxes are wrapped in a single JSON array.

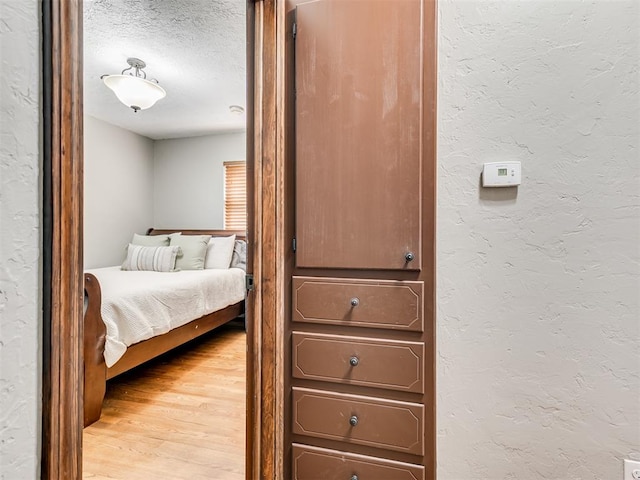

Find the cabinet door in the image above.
[{"left": 295, "top": 0, "right": 423, "bottom": 271}]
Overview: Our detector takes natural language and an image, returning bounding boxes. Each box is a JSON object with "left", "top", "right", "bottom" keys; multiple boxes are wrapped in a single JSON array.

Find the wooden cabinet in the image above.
[{"left": 287, "top": 0, "right": 435, "bottom": 477}]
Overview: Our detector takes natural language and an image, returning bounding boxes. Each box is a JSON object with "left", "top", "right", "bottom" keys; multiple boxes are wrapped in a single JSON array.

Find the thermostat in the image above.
[{"left": 482, "top": 161, "right": 521, "bottom": 187}]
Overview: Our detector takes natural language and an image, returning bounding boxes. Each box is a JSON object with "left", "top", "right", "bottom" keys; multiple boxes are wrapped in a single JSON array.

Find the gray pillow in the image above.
[
  {"left": 131, "top": 233, "right": 170, "bottom": 247},
  {"left": 169, "top": 234, "right": 211, "bottom": 270},
  {"left": 230, "top": 239, "right": 247, "bottom": 271}
]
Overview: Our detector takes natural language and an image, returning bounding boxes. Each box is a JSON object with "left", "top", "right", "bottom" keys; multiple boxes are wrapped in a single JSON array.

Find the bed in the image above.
[{"left": 83, "top": 229, "right": 247, "bottom": 427}]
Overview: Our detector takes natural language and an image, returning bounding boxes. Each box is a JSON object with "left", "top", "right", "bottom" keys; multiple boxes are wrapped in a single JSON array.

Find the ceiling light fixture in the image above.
[{"left": 101, "top": 57, "right": 166, "bottom": 113}]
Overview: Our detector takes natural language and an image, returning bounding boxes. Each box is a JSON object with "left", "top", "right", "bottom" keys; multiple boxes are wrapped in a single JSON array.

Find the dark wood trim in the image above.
[
  {"left": 253, "top": 0, "right": 286, "bottom": 478},
  {"left": 246, "top": 0, "right": 260, "bottom": 478},
  {"left": 274, "top": 0, "right": 287, "bottom": 473},
  {"left": 147, "top": 228, "right": 247, "bottom": 241},
  {"left": 41, "top": 0, "right": 84, "bottom": 478},
  {"left": 41, "top": 0, "right": 53, "bottom": 470},
  {"left": 423, "top": 2, "right": 438, "bottom": 477},
  {"left": 82, "top": 273, "right": 106, "bottom": 428}
]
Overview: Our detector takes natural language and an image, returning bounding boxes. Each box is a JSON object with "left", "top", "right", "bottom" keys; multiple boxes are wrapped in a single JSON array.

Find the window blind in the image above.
[{"left": 224, "top": 161, "right": 247, "bottom": 231}]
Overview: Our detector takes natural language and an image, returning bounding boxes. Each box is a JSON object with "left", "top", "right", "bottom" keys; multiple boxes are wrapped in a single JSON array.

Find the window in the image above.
[{"left": 224, "top": 161, "right": 247, "bottom": 230}]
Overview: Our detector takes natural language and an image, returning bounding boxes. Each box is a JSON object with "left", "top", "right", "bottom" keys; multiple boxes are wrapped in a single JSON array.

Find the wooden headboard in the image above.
[{"left": 146, "top": 228, "right": 246, "bottom": 242}]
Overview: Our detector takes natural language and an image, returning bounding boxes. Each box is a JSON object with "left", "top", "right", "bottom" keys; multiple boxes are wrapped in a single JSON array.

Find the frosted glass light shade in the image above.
[{"left": 103, "top": 75, "right": 166, "bottom": 111}]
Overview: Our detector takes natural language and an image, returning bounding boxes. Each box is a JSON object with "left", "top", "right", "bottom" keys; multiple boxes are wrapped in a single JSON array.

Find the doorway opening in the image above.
[
  {"left": 81, "top": 3, "right": 248, "bottom": 476},
  {"left": 41, "top": 0, "right": 284, "bottom": 478}
]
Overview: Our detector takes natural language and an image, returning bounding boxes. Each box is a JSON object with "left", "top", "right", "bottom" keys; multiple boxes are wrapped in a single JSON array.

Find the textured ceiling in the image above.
[{"left": 84, "top": 0, "right": 246, "bottom": 140}]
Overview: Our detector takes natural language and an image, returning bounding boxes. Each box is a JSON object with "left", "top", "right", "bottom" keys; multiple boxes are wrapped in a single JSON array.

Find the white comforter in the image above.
[{"left": 85, "top": 266, "right": 246, "bottom": 368}]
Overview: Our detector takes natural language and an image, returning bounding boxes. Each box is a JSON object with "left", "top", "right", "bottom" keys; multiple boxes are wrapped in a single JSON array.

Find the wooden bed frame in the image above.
[{"left": 83, "top": 229, "right": 247, "bottom": 427}]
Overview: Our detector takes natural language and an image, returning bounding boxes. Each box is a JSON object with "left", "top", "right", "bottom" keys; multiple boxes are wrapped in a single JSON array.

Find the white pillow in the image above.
[
  {"left": 204, "top": 235, "right": 237, "bottom": 269},
  {"left": 121, "top": 244, "right": 181, "bottom": 272}
]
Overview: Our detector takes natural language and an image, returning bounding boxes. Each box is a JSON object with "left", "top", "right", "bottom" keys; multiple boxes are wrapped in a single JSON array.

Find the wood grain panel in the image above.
[
  {"left": 292, "top": 443, "right": 425, "bottom": 480},
  {"left": 293, "top": 276, "right": 424, "bottom": 331},
  {"left": 421, "top": 2, "right": 438, "bottom": 477},
  {"left": 147, "top": 228, "right": 247, "bottom": 241},
  {"left": 254, "top": 0, "right": 286, "bottom": 478},
  {"left": 292, "top": 387, "right": 424, "bottom": 456},
  {"left": 292, "top": 332, "right": 424, "bottom": 393},
  {"left": 246, "top": 2, "right": 259, "bottom": 478},
  {"left": 42, "top": 0, "right": 84, "bottom": 478},
  {"left": 295, "top": 0, "right": 423, "bottom": 271},
  {"left": 83, "top": 274, "right": 107, "bottom": 428}
]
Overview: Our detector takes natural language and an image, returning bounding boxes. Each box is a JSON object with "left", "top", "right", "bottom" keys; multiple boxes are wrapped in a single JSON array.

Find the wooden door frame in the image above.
[{"left": 41, "top": 0, "right": 285, "bottom": 478}]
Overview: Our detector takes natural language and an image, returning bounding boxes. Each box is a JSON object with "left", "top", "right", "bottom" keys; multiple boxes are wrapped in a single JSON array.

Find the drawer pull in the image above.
[
  {"left": 349, "top": 415, "right": 359, "bottom": 427},
  {"left": 349, "top": 356, "right": 359, "bottom": 367},
  {"left": 350, "top": 476, "right": 359, "bottom": 480},
  {"left": 405, "top": 252, "right": 415, "bottom": 262},
  {"left": 350, "top": 297, "right": 360, "bottom": 307}
]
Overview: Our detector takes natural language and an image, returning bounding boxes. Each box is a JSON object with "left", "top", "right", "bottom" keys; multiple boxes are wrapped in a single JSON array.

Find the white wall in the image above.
[
  {"left": 84, "top": 116, "right": 155, "bottom": 268},
  {"left": 0, "top": 0, "right": 41, "bottom": 477},
  {"left": 84, "top": 124, "right": 245, "bottom": 266},
  {"left": 153, "top": 132, "right": 246, "bottom": 229},
  {"left": 437, "top": 1, "right": 640, "bottom": 479}
]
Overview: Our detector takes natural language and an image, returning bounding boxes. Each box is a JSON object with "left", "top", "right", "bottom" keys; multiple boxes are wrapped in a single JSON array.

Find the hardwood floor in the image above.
[{"left": 83, "top": 322, "right": 246, "bottom": 480}]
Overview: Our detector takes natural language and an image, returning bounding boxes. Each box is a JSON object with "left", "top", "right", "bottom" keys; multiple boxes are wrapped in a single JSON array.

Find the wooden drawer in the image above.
[
  {"left": 292, "top": 443, "right": 425, "bottom": 480},
  {"left": 292, "top": 277, "right": 423, "bottom": 332},
  {"left": 292, "top": 332, "right": 424, "bottom": 393},
  {"left": 292, "top": 387, "right": 423, "bottom": 456}
]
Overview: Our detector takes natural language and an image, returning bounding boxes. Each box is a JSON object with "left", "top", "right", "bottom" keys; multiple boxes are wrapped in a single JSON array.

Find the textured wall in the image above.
[
  {"left": 84, "top": 116, "right": 155, "bottom": 268},
  {"left": 153, "top": 132, "right": 246, "bottom": 229},
  {"left": 437, "top": 1, "right": 640, "bottom": 479},
  {"left": 0, "top": 0, "right": 41, "bottom": 478}
]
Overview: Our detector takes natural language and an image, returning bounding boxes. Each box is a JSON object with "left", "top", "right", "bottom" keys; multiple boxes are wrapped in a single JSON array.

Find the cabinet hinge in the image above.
[
  {"left": 292, "top": 238, "right": 297, "bottom": 252},
  {"left": 245, "top": 274, "right": 255, "bottom": 292},
  {"left": 292, "top": 22, "right": 297, "bottom": 39}
]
